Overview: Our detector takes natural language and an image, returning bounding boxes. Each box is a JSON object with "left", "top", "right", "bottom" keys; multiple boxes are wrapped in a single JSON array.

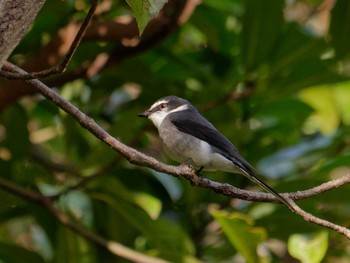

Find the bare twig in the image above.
[
  {"left": 0, "top": 0, "right": 99, "bottom": 80},
  {"left": 0, "top": 0, "right": 200, "bottom": 111},
  {"left": 2, "top": 61, "right": 350, "bottom": 239},
  {"left": 0, "top": 178, "right": 169, "bottom": 263},
  {"left": 287, "top": 198, "right": 350, "bottom": 239},
  {"left": 49, "top": 157, "right": 121, "bottom": 200},
  {"left": 50, "top": 125, "right": 147, "bottom": 199}
]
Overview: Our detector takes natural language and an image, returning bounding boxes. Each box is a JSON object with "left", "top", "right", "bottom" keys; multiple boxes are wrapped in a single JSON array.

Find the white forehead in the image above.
[{"left": 150, "top": 99, "right": 168, "bottom": 110}]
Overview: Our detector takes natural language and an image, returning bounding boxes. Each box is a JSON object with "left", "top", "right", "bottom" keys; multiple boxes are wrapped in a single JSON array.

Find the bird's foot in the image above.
[
  {"left": 180, "top": 158, "right": 196, "bottom": 171},
  {"left": 196, "top": 166, "right": 204, "bottom": 176},
  {"left": 181, "top": 158, "right": 193, "bottom": 166}
]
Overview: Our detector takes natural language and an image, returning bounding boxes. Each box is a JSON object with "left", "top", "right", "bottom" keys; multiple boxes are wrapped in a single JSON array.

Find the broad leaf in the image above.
[
  {"left": 0, "top": 242, "right": 45, "bottom": 263},
  {"left": 288, "top": 231, "right": 328, "bottom": 263},
  {"left": 126, "top": 0, "right": 169, "bottom": 35},
  {"left": 241, "top": 0, "right": 284, "bottom": 71},
  {"left": 330, "top": 0, "right": 350, "bottom": 58},
  {"left": 211, "top": 210, "right": 267, "bottom": 263}
]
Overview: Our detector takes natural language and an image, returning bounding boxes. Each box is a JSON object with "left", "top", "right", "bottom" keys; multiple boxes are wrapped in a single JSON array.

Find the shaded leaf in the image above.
[
  {"left": 330, "top": 0, "right": 350, "bottom": 58},
  {"left": 55, "top": 226, "right": 96, "bottom": 263},
  {"left": 1, "top": 105, "right": 29, "bottom": 159},
  {"left": 0, "top": 242, "right": 45, "bottom": 263},
  {"left": 90, "top": 177, "right": 195, "bottom": 261},
  {"left": 241, "top": 0, "right": 284, "bottom": 71}
]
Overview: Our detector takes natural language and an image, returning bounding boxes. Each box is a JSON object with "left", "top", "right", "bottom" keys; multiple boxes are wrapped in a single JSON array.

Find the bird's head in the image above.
[{"left": 138, "top": 96, "right": 191, "bottom": 128}]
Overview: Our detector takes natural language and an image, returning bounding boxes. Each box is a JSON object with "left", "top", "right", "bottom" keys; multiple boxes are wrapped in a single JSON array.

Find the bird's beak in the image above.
[{"left": 138, "top": 110, "right": 151, "bottom": 118}]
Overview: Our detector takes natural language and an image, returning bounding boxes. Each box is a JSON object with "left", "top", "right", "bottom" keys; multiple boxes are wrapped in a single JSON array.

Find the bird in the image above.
[{"left": 138, "top": 95, "right": 290, "bottom": 208}]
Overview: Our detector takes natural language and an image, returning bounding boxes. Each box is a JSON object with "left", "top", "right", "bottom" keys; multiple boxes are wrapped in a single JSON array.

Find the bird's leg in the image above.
[
  {"left": 181, "top": 158, "right": 193, "bottom": 166},
  {"left": 196, "top": 166, "right": 204, "bottom": 176}
]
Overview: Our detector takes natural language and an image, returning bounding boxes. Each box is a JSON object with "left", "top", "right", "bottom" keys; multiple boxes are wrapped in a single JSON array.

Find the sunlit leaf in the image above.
[
  {"left": 288, "top": 231, "right": 328, "bottom": 263},
  {"left": 299, "top": 86, "right": 339, "bottom": 135},
  {"left": 133, "top": 191, "right": 162, "bottom": 219},
  {"left": 211, "top": 210, "right": 267, "bottom": 263},
  {"left": 126, "top": 0, "right": 169, "bottom": 35},
  {"left": 333, "top": 81, "right": 350, "bottom": 125}
]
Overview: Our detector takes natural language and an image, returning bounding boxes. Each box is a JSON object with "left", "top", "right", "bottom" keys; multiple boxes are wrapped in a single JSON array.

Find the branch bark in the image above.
[
  {"left": 0, "top": 0, "right": 46, "bottom": 67},
  {"left": 2, "top": 61, "right": 350, "bottom": 240}
]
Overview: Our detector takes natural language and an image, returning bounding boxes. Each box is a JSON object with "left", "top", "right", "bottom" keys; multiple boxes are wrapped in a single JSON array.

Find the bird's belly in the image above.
[
  {"left": 159, "top": 123, "right": 243, "bottom": 174},
  {"left": 160, "top": 128, "right": 211, "bottom": 166}
]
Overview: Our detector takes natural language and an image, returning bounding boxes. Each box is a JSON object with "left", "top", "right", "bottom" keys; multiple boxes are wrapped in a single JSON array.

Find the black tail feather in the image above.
[{"left": 236, "top": 162, "right": 292, "bottom": 209}]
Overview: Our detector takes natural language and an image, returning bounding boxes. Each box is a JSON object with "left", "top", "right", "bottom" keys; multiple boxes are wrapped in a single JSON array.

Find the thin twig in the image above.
[
  {"left": 50, "top": 125, "right": 148, "bottom": 199},
  {"left": 0, "top": 178, "right": 169, "bottom": 263},
  {"left": 0, "top": 0, "right": 99, "bottom": 80},
  {"left": 2, "top": 61, "right": 350, "bottom": 239},
  {"left": 49, "top": 157, "right": 121, "bottom": 200}
]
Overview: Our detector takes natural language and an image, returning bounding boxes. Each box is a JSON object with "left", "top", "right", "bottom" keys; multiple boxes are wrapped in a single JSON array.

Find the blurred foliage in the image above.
[
  {"left": 288, "top": 231, "right": 329, "bottom": 263},
  {"left": 1, "top": 0, "right": 350, "bottom": 262}
]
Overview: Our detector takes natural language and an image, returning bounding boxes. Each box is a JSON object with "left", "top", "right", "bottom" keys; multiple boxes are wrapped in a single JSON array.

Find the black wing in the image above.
[
  {"left": 168, "top": 109, "right": 254, "bottom": 174},
  {"left": 168, "top": 109, "right": 292, "bottom": 209}
]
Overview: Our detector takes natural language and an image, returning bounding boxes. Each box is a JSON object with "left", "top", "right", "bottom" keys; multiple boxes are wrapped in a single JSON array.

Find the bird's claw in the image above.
[
  {"left": 180, "top": 158, "right": 196, "bottom": 171},
  {"left": 181, "top": 158, "right": 193, "bottom": 166},
  {"left": 196, "top": 166, "right": 204, "bottom": 176}
]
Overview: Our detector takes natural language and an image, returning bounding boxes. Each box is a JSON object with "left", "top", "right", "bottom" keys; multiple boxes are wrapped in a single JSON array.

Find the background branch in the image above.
[
  {"left": 2, "top": 61, "right": 350, "bottom": 240},
  {"left": 0, "top": 0, "right": 199, "bottom": 111},
  {"left": 1, "top": 0, "right": 99, "bottom": 79},
  {"left": 0, "top": 178, "right": 168, "bottom": 263}
]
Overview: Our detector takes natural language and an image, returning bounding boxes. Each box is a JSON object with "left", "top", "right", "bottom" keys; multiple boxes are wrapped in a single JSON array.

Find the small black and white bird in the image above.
[{"left": 138, "top": 95, "right": 290, "bottom": 208}]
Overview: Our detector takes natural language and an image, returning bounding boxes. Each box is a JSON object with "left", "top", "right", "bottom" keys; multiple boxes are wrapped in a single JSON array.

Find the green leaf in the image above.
[
  {"left": 333, "top": 81, "right": 350, "bottom": 125},
  {"left": 241, "top": 0, "right": 284, "bottom": 71},
  {"left": 288, "top": 231, "right": 329, "bottom": 263},
  {"left": 269, "top": 24, "right": 327, "bottom": 75},
  {"left": 90, "top": 177, "right": 195, "bottom": 261},
  {"left": 330, "top": 0, "right": 350, "bottom": 58},
  {"left": 299, "top": 86, "right": 340, "bottom": 135},
  {"left": 0, "top": 242, "right": 45, "bottom": 263},
  {"left": 55, "top": 226, "right": 96, "bottom": 263},
  {"left": 133, "top": 191, "right": 162, "bottom": 219},
  {"left": 126, "top": 0, "right": 169, "bottom": 35},
  {"left": 1, "top": 105, "right": 29, "bottom": 159},
  {"left": 211, "top": 210, "right": 267, "bottom": 263}
]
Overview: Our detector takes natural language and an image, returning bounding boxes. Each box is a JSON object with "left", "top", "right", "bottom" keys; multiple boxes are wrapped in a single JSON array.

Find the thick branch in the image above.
[
  {"left": 2, "top": 61, "right": 350, "bottom": 240},
  {"left": 0, "top": 0, "right": 46, "bottom": 67}
]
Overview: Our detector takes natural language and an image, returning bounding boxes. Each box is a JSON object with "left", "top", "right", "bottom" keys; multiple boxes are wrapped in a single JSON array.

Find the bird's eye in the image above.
[{"left": 159, "top": 103, "right": 167, "bottom": 110}]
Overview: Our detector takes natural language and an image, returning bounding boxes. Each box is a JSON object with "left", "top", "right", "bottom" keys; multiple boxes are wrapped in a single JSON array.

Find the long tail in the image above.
[
  {"left": 236, "top": 162, "right": 292, "bottom": 209},
  {"left": 246, "top": 173, "right": 292, "bottom": 209}
]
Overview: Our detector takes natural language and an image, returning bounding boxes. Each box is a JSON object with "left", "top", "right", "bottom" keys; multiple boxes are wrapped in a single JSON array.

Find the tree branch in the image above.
[
  {"left": 0, "top": 0, "right": 99, "bottom": 80},
  {"left": 0, "top": 0, "right": 200, "bottom": 110},
  {"left": 0, "top": 178, "right": 169, "bottom": 263},
  {"left": 2, "top": 61, "right": 350, "bottom": 240},
  {"left": 0, "top": 0, "right": 46, "bottom": 67}
]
